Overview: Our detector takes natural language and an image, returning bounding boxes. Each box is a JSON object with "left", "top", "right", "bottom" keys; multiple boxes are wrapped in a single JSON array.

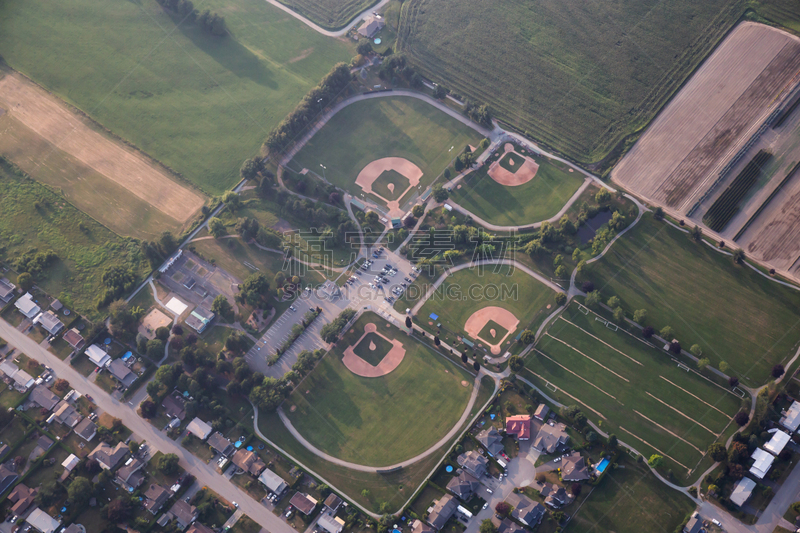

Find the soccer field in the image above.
[
  {"left": 526, "top": 303, "right": 743, "bottom": 473},
  {"left": 284, "top": 312, "right": 473, "bottom": 466}
]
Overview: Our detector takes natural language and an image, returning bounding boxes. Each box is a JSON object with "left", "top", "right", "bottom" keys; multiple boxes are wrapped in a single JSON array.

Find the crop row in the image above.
[{"left": 703, "top": 150, "right": 772, "bottom": 232}]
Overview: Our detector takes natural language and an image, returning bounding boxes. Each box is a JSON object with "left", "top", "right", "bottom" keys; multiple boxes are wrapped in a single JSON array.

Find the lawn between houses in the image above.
[
  {"left": 581, "top": 213, "right": 800, "bottom": 386},
  {"left": 283, "top": 311, "right": 473, "bottom": 466},
  {"left": 525, "top": 302, "right": 744, "bottom": 477}
]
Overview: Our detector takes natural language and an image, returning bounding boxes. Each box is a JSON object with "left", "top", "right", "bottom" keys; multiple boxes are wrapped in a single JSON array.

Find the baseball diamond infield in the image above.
[
  {"left": 356, "top": 157, "right": 423, "bottom": 217},
  {"left": 464, "top": 306, "right": 519, "bottom": 354},
  {"left": 487, "top": 143, "right": 539, "bottom": 186},
  {"left": 343, "top": 322, "right": 406, "bottom": 377}
]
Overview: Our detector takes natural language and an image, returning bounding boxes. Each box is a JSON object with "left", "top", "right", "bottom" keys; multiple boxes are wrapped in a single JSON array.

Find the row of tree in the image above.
[{"left": 155, "top": 0, "right": 227, "bottom": 36}]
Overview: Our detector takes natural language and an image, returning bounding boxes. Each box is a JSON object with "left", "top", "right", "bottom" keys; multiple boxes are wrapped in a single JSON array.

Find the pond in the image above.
[{"left": 577, "top": 210, "right": 613, "bottom": 244}]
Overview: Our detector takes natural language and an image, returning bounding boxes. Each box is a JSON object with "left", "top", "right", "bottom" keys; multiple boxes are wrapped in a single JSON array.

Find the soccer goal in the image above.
[
  {"left": 732, "top": 387, "right": 746, "bottom": 398},
  {"left": 677, "top": 362, "right": 691, "bottom": 372},
  {"left": 595, "top": 317, "right": 608, "bottom": 326},
  {"left": 578, "top": 304, "right": 589, "bottom": 315},
  {"left": 606, "top": 322, "right": 619, "bottom": 332},
  {"left": 546, "top": 382, "right": 558, "bottom": 393},
  {"left": 627, "top": 449, "right": 638, "bottom": 459}
]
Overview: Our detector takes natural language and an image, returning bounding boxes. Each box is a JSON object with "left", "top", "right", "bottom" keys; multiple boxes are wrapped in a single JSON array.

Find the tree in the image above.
[
  {"left": 433, "top": 85, "right": 446, "bottom": 99},
  {"left": 17, "top": 272, "right": 32, "bottom": 291},
  {"left": 555, "top": 292, "right": 567, "bottom": 306},
  {"left": 772, "top": 364, "right": 785, "bottom": 378},
  {"left": 239, "top": 273, "right": 271, "bottom": 307},
  {"left": 365, "top": 211, "right": 379, "bottom": 225},
  {"left": 584, "top": 291, "right": 599, "bottom": 308},
  {"left": 707, "top": 443, "right": 726, "bottom": 462},
  {"left": 641, "top": 326, "right": 653, "bottom": 339},
  {"left": 53, "top": 378, "right": 69, "bottom": 392},
  {"left": 208, "top": 217, "right": 226, "bottom": 238},
  {"left": 653, "top": 206, "right": 664, "bottom": 221},
  {"left": 659, "top": 326, "right": 673, "bottom": 339},
  {"left": 520, "top": 330, "right": 535, "bottom": 344},
  {"left": 461, "top": 353, "right": 468, "bottom": 363},
  {"left": 140, "top": 399, "right": 157, "bottom": 419},
  {"left": 595, "top": 189, "right": 611, "bottom": 204},
  {"left": 240, "top": 158, "right": 260, "bottom": 181},
  {"left": 691, "top": 225, "right": 702, "bottom": 241},
  {"left": 158, "top": 453, "right": 180, "bottom": 475},
  {"left": 633, "top": 309, "right": 647, "bottom": 324},
  {"left": 612, "top": 307, "right": 625, "bottom": 323},
  {"left": 719, "top": 361, "right": 729, "bottom": 373},
  {"left": 146, "top": 339, "right": 165, "bottom": 359},
  {"left": 607, "top": 296, "right": 620, "bottom": 308},
  {"left": 732, "top": 248, "right": 745, "bottom": 264},
  {"left": 669, "top": 341, "right": 681, "bottom": 354},
  {"left": 36, "top": 481, "right": 60, "bottom": 506},
  {"left": 573, "top": 412, "right": 587, "bottom": 430},
  {"left": 479, "top": 520, "right": 497, "bottom": 533},
  {"left": 405, "top": 316, "right": 412, "bottom": 329},
  {"left": 690, "top": 344, "right": 702, "bottom": 357},
  {"left": 129, "top": 440, "right": 140, "bottom": 453},
  {"left": 211, "top": 295, "right": 232, "bottom": 317},
  {"left": 571, "top": 483, "right": 582, "bottom": 496},
  {"left": 728, "top": 441, "right": 748, "bottom": 463},
  {"left": 607, "top": 434, "right": 618, "bottom": 449},
  {"left": 434, "top": 335, "right": 440, "bottom": 346},
  {"left": 494, "top": 502, "right": 511, "bottom": 517},
  {"left": 106, "top": 497, "right": 134, "bottom": 522},
  {"left": 697, "top": 357, "right": 710, "bottom": 369},
  {"left": 473, "top": 361, "right": 480, "bottom": 371},
  {"left": 432, "top": 184, "right": 448, "bottom": 202},
  {"left": 647, "top": 454, "right": 663, "bottom": 468},
  {"left": 734, "top": 411, "right": 749, "bottom": 427},
  {"left": 729, "top": 376, "right": 739, "bottom": 388},
  {"left": 68, "top": 476, "right": 92, "bottom": 506},
  {"left": 356, "top": 39, "right": 373, "bottom": 56},
  {"left": 509, "top": 355, "right": 523, "bottom": 373},
  {"left": 412, "top": 204, "right": 425, "bottom": 218}
]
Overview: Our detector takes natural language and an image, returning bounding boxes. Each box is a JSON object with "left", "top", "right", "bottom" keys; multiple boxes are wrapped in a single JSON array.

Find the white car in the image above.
[{"left": 711, "top": 519, "right": 721, "bottom": 527}]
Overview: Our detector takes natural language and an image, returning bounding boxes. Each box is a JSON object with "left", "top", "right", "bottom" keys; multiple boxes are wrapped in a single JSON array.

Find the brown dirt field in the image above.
[
  {"left": 342, "top": 322, "right": 406, "bottom": 377},
  {"left": 487, "top": 148, "right": 539, "bottom": 186},
  {"left": 464, "top": 306, "right": 519, "bottom": 355},
  {"left": 0, "top": 72, "right": 204, "bottom": 222},
  {"left": 138, "top": 308, "right": 172, "bottom": 340},
  {"left": 355, "top": 157, "right": 423, "bottom": 217},
  {"left": 612, "top": 22, "right": 800, "bottom": 213}
]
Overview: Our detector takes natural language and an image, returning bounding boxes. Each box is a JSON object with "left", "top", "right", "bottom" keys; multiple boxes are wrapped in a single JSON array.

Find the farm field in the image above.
[
  {"left": 276, "top": 0, "right": 377, "bottom": 30},
  {"left": 584, "top": 214, "right": 800, "bottom": 386},
  {"left": 290, "top": 96, "right": 483, "bottom": 211},
  {"left": 283, "top": 311, "right": 473, "bottom": 466},
  {"left": 396, "top": 0, "right": 747, "bottom": 167},
  {"left": 448, "top": 151, "right": 585, "bottom": 226},
  {"left": 0, "top": 0, "right": 353, "bottom": 195},
  {"left": 612, "top": 22, "right": 800, "bottom": 212},
  {"left": 0, "top": 158, "right": 149, "bottom": 319},
  {"left": 526, "top": 303, "right": 742, "bottom": 474}
]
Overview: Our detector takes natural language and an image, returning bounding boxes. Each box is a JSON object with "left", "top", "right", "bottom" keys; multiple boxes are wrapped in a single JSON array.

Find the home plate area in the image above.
[
  {"left": 342, "top": 322, "right": 406, "bottom": 377},
  {"left": 464, "top": 306, "right": 519, "bottom": 355}
]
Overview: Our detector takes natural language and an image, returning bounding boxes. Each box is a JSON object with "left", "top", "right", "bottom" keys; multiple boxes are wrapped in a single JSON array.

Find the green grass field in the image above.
[
  {"left": 0, "top": 160, "right": 148, "bottom": 319},
  {"left": 526, "top": 303, "right": 743, "bottom": 474},
  {"left": 584, "top": 214, "right": 800, "bottom": 386},
  {"left": 0, "top": 0, "right": 353, "bottom": 195},
  {"left": 284, "top": 312, "right": 473, "bottom": 466},
  {"left": 372, "top": 170, "right": 410, "bottom": 201},
  {"left": 567, "top": 456, "right": 695, "bottom": 533},
  {"left": 352, "top": 331, "right": 393, "bottom": 366},
  {"left": 396, "top": 0, "right": 789, "bottom": 168},
  {"left": 479, "top": 320, "right": 508, "bottom": 342},
  {"left": 276, "top": 0, "right": 377, "bottom": 30},
  {"left": 498, "top": 152, "right": 520, "bottom": 174},
  {"left": 449, "top": 154, "right": 584, "bottom": 226},
  {"left": 291, "top": 96, "right": 483, "bottom": 208},
  {"left": 418, "top": 264, "right": 557, "bottom": 340}
]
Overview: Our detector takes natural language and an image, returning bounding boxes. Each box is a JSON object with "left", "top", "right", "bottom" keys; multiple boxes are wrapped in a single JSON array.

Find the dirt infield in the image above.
[
  {"left": 138, "top": 308, "right": 172, "bottom": 340},
  {"left": 464, "top": 306, "right": 519, "bottom": 355},
  {"left": 355, "top": 157, "right": 423, "bottom": 217},
  {"left": 0, "top": 72, "right": 204, "bottom": 222},
  {"left": 487, "top": 143, "right": 538, "bottom": 186},
  {"left": 342, "top": 322, "right": 407, "bottom": 377},
  {"left": 612, "top": 22, "right": 800, "bottom": 213}
]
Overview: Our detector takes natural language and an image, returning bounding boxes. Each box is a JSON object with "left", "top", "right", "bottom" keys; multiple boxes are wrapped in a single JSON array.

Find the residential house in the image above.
[
  {"left": 475, "top": 426, "right": 504, "bottom": 456},
  {"left": 30, "top": 385, "right": 59, "bottom": 411},
  {"left": 764, "top": 430, "right": 791, "bottom": 456},
  {"left": 63, "top": 525, "right": 86, "bottom": 533},
  {"left": 781, "top": 401, "right": 800, "bottom": 432},
  {"left": 63, "top": 328, "right": 86, "bottom": 351},
  {"left": 0, "top": 465, "right": 18, "bottom": 495},
  {"left": 53, "top": 400, "right": 82, "bottom": 428},
  {"left": 89, "top": 441, "right": 128, "bottom": 470},
  {"left": 540, "top": 483, "right": 568, "bottom": 508},
  {"left": 0, "top": 278, "right": 15, "bottom": 303},
  {"left": 357, "top": 15, "right": 384, "bottom": 38},
  {"left": 232, "top": 449, "right": 266, "bottom": 476},
  {"left": 0, "top": 445, "right": 9, "bottom": 461},
  {"left": 506, "top": 415, "right": 531, "bottom": 440},
  {"left": 289, "top": 492, "right": 318, "bottom": 516},
  {"left": 411, "top": 519, "right": 435, "bottom": 533},
  {"left": 167, "top": 499, "right": 199, "bottom": 529},
  {"left": 107, "top": 359, "right": 136, "bottom": 388},
  {"left": 427, "top": 494, "right": 458, "bottom": 530},
  {"left": 34, "top": 311, "right": 64, "bottom": 336},
  {"left": 34, "top": 435, "right": 54, "bottom": 459},
  {"left": 456, "top": 450, "right": 488, "bottom": 478},
  {"left": 750, "top": 448, "right": 775, "bottom": 479},
  {"left": 26, "top": 509, "right": 60, "bottom": 533},
  {"left": 50, "top": 300, "right": 62, "bottom": 312},
  {"left": 446, "top": 471, "right": 479, "bottom": 500},
  {"left": 684, "top": 512, "right": 703, "bottom": 533},
  {"left": 561, "top": 453, "right": 590, "bottom": 481},
  {"left": 497, "top": 519, "right": 526, "bottom": 533},
  {"left": 186, "top": 307, "right": 215, "bottom": 333},
  {"left": 163, "top": 393, "right": 186, "bottom": 420},
  {"left": 186, "top": 418, "right": 213, "bottom": 441},
  {"left": 116, "top": 458, "right": 146, "bottom": 491},
  {"left": 8, "top": 484, "right": 37, "bottom": 515},
  {"left": 318, "top": 513, "right": 346, "bottom": 533},
  {"left": 324, "top": 493, "right": 343, "bottom": 514},
  {"left": 74, "top": 418, "right": 97, "bottom": 442},
  {"left": 86, "top": 345, "right": 111, "bottom": 368},
  {"left": 259, "top": 468, "right": 289, "bottom": 495},
  {"left": 207, "top": 432, "right": 234, "bottom": 457},
  {"left": 534, "top": 404, "right": 550, "bottom": 421},
  {"left": 187, "top": 524, "right": 215, "bottom": 533},
  {"left": 144, "top": 484, "right": 171, "bottom": 514},
  {"left": 15, "top": 293, "right": 40, "bottom": 319},
  {"left": 61, "top": 454, "right": 80, "bottom": 481},
  {"left": 505, "top": 492, "right": 545, "bottom": 527},
  {"left": 0, "top": 361, "right": 33, "bottom": 392},
  {"left": 533, "top": 422, "right": 569, "bottom": 454},
  {"left": 730, "top": 477, "right": 757, "bottom": 507}
]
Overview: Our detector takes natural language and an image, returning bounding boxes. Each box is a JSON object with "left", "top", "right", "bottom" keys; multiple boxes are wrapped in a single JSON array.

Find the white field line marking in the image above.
[
  {"left": 644, "top": 392, "right": 719, "bottom": 436},
  {"left": 619, "top": 426, "right": 691, "bottom": 471},
  {"left": 545, "top": 334, "right": 630, "bottom": 382},
  {"left": 559, "top": 317, "right": 643, "bottom": 366},
  {"left": 534, "top": 350, "right": 619, "bottom": 401},
  {"left": 631, "top": 410, "right": 703, "bottom": 454},
  {"left": 525, "top": 369, "right": 607, "bottom": 420},
  {"left": 658, "top": 376, "right": 729, "bottom": 416}
]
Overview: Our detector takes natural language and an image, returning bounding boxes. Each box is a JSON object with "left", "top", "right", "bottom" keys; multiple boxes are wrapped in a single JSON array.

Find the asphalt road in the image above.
[{"left": 0, "top": 318, "right": 293, "bottom": 533}]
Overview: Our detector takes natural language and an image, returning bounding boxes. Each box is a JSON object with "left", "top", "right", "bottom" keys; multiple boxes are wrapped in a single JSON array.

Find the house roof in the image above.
[
  {"left": 62, "top": 454, "right": 80, "bottom": 471},
  {"left": 15, "top": 293, "right": 41, "bottom": 318},
  {"left": 169, "top": 499, "right": 198, "bottom": 527},
  {"left": 9, "top": 484, "right": 37, "bottom": 515},
  {"left": 684, "top": 513, "right": 703, "bottom": 533},
  {"left": 86, "top": 345, "right": 111, "bottom": 367},
  {"left": 259, "top": 468, "right": 289, "bottom": 494},
  {"left": 497, "top": 518, "right": 526, "bottom": 533},
  {"left": 26, "top": 509, "right": 60, "bottom": 533},
  {"left": 187, "top": 418, "right": 213, "bottom": 440},
  {"left": 506, "top": 415, "right": 532, "bottom": 440},
  {"left": 289, "top": 492, "right": 318, "bottom": 515},
  {"left": 187, "top": 524, "right": 215, "bottom": 533},
  {"left": 446, "top": 471, "right": 479, "bottom": 500},
  {"left": 457, "top": 450, "right": 488, "bottom": 478},
  {"left": 750, "top": 448, "right": 775, "bottom": 479},
  {"left": 162, "top": 393, "right": 186, "bottom": 420},
  {"left": 30, "top": 385, "right": 59, "bottom": 410},
  {"left": 63, "top": 525, "right": 86, "bottom": 533},
  {"left": 357, "top": 16, "right": 384, "bottom": 37},
  {"left": 37, "top": 435, "right": 54, "bottom": 451},
  {"left": 764, "top": 430, "right": 791, "bottom": 456},
  {"left": 781, "top": 401, "right": 800, "bottom": 432},
  {"left": 0, "top": 465, "right": 17, "bottom": 493},
  {"left": 186, "top": 307, "right": 215, "bottom": 332},
  {"left": 476, "top": 426, "right": 504, "bottom": 456},
  {"left": 534, "top": 404, "right": 550, "bottom": 420},
  {"left": 533, "top": 422, "right": 569, "bottom": 454},
  {"left": 63, "top": 328, "right": 85, "bottom": 349},
  {"left": 54, "top": 400, "right": 81, "bottom": 427},
  {"left": 505, "top": 492, "right": 545, "bottom": 526},
  {"left": 412, "top": 520, "right": 435, "bottom": 533},
  {"left": 324, "top": 493, "right": 343, "bottom": 511},
  {"left": 317, "top": 513, "right": 346, "bottom": 533},
  {"left": 427, "top": 494, "right": 457, "bottom": 529},
  {"left": 89, "top": 441, "right": 128, "bottom": 470},
  {"left": 144, "top": 484, "right": 171, "bottom": 513},
  {"left": 0, "top": 278, "right": 15, "bottom": 301},
  {"left": 35, "top": 310, "right": 64, "bottom": 335},
  {"left": 561, "top": 453, "right": 590, "bottom": 481},
  {"left": 232, "top": 449, "right": 265, "bottom": 475},
  {"left": 207, "top": 432, "right": 234, "bottom": 456},
  {"left": 730, "top": 477, "right": 756, "bottom": 506},
  {"left": 116, "top": 458, "right": 146, "bottom": 488},
  {"left": 107, "top": 359, "right": 136, "bottom": 387},
  {"left": 0, "top": 361, "right": 18, "bottom": 379},
  {"left": 74, "top": 418, "right": 97, "bottom": 441},
  {"left": 540, "top": 483, "right": 568, "bottom": 507}
]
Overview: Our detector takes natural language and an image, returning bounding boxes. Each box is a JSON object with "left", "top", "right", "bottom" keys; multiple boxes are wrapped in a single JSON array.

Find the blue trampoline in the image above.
[
  {"left": 247, "top": 446, "right": 253, "bottom": 451},
  {"left": 104, "top": 338, "right": 111, "bottom": 345},
  {"left": 445, "top": 465, "right": 453, "bottom": 473}
]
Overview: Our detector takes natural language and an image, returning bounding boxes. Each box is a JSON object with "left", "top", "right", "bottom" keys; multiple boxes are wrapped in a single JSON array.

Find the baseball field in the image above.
[
  {"left": 283, "top": 312, "right": 473, "bottom": 466},
  {"left": 276, "top": 0, "right": 377, "bottom": 29},
  {"left": 0, "top": 0, "right": 352, "bottom": 196}
]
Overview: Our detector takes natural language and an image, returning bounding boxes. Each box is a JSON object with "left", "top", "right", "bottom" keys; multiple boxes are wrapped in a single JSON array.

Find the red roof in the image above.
[{"left": 506, "top": 415, "right": 531, "bottom": 440}]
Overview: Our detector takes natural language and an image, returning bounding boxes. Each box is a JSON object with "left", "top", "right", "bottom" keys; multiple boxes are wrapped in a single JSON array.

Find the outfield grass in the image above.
[
  {"left": 284, "top": 312, "right": 473, "bottom": 466},
  {"left": 291, "top": 96, "right": 483, "bottom": 207},
  {"left": 0, "top": 160, "right": 148, "bottom": 319},
  {"left": 276, "top": 0, "right": 377, "bottom": 30},
  {"left": 584, "top": 214, "right": 800, "bottom": 386},
  {"left": 567, "top": 456, "right": 695, "bottom": 533},
  {"left": 0, "top": 0, "right": 353, "bottom": 195},
  {"left": 449, "top": 155, "right": 584, "bottom": 226},
  {"left": 418, "top": 264, "right": 557, "bottom": 340},
  {"left": 526, "top": 303, "right": 743, "bottom": 474}
]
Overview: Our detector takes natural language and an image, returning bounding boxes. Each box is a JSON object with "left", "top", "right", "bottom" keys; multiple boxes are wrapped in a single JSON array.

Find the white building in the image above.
[
  {"left": 749, "top": 448, "right": 775, "bottom": 479},
  {"left": 730, "top": 477, "right": 756, "bottom": 507},
  {"left": 764, "top": 429, "right": 791, "bottom": 456},
  {"left": 86, "top": 345, "right": 111, "bottom": 368},
  {"left": 780, "top": 401, "right": 800, "bottom": 432},
  {"left": 14, "top": 293, "right": 40, "bottom": 319},
  {"left": 186, "top": 418, "right": 213, "bottom": 441}
]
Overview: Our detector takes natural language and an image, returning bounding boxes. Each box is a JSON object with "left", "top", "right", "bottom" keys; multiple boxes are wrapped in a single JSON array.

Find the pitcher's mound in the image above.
[{"left": 461, "top": 380, "right": 469, "bottom": 387}]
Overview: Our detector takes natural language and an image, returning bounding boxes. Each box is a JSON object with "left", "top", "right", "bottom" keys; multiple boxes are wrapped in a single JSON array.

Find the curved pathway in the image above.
[
  {"left": 262, "top": 0, "right": 391, "bottom": 37},
  {"left": 276, "top": 370, "right": 483, "bottom": 472}
]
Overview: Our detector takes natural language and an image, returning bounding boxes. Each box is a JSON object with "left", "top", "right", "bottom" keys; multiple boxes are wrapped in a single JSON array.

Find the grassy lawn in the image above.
[
  {"left": 182, "top": 433, "right": 215, "bottom": 463},
  {"left": 290, "top": 96, "right": 483, "bottom": 207},
  {"left": 192, "top": 487, "right": 234, "bottom": 529},
  {"left": 0, "top": 388, "right": 24, "bottom": 411},
  {"left": 48, "top": 338, "right": 76, "bottom": 360},
  {"left": 191, "top": 237, "right": 284, "bottom": 284},
  {"left": 567, "top": 456, "right": 695, "bottom": 533},
  {"left": 0, "top": 0, "right": 353, "bottom": 195},
  {"left": 71, "top": 353, "right": 99, "bottom": 377},
  {"left": 24, "top": 446, "right": 70, "bottom": 488},
  {"left": 284, "top": 312, "right": 473, "bottom": 466},
  {"left": 275, "top": 0, "right": 377, "bottom": 29},
  {"left": 147, "top": 451, "right": 185, "bottom": 487},
  {"left": 231, "top": 515, "right": 262, "bottom": 533},
  {"left": 450, "top": 152, "right": 584, "bottom": 226},
  {"left": 351, "top": 331, "right": 393, "bottom": 366},
  {"left": 526, "top": 302, "right": 744, "bottom": 477},
  {"left": 0, "top": 416, "right": 31, "bottom": 448},
  {"left": 0, "top": 160, "right": 149, "bottom": 319},
  {"left": 583, "top": 214, "right": 800, "bottom": 386}
]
